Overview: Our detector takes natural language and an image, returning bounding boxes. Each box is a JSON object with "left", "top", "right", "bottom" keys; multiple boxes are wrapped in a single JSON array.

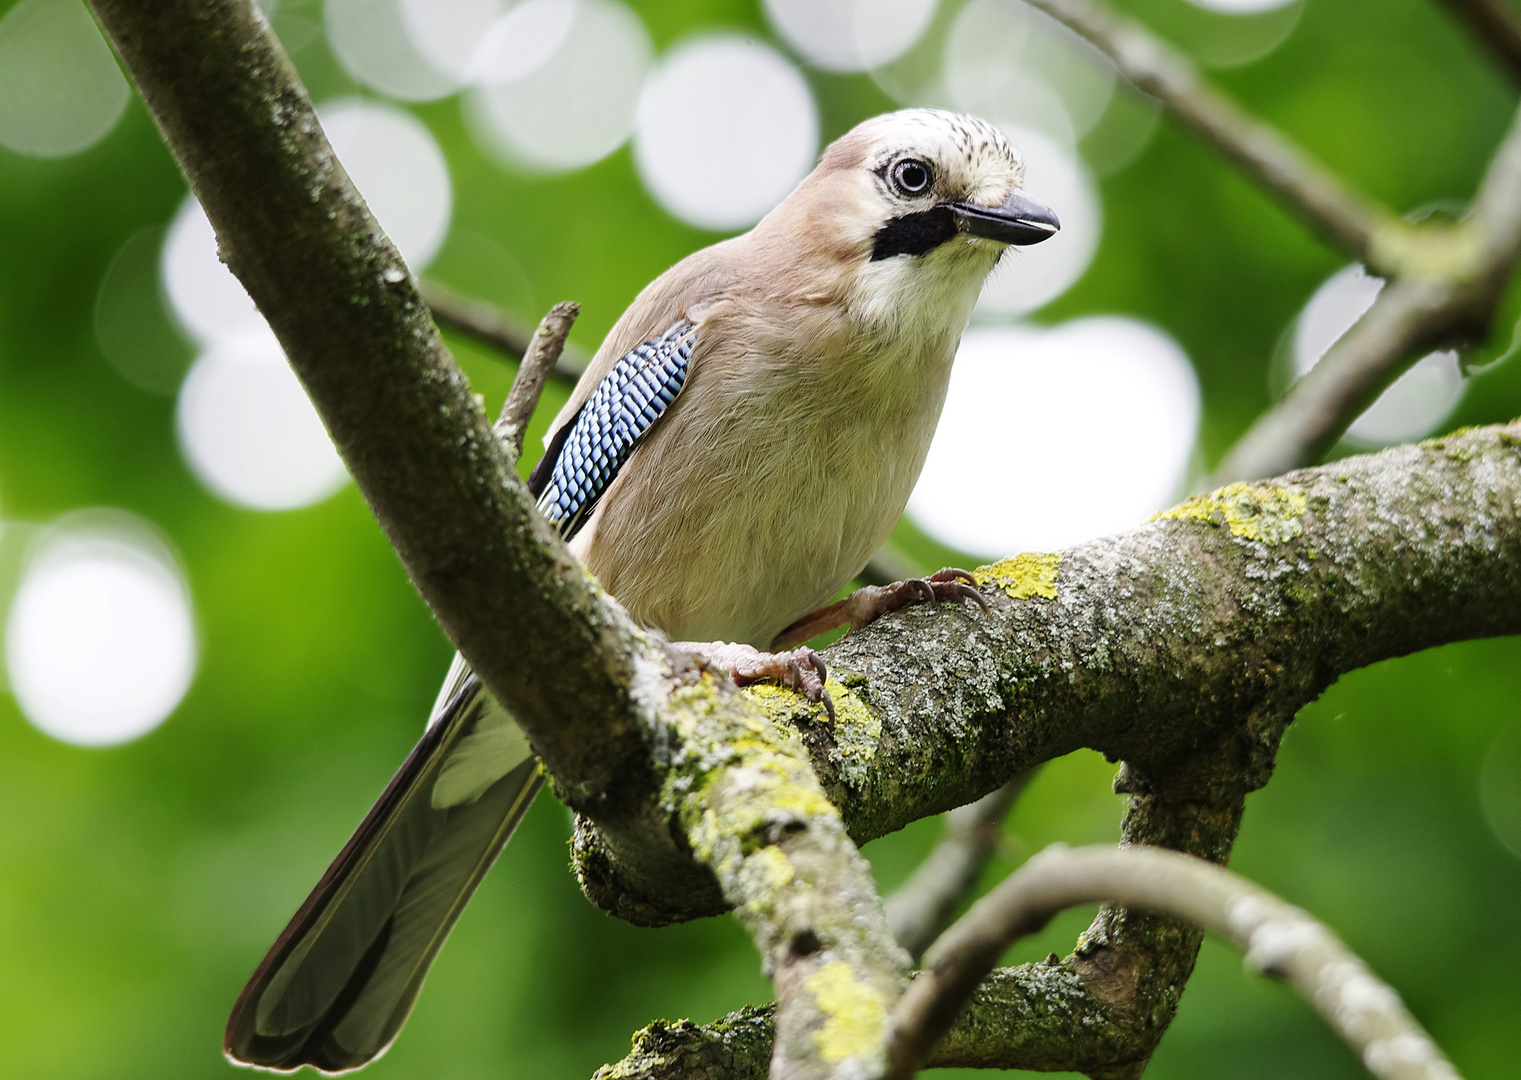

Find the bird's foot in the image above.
[
  {"left": 772, "top": 568, "right": 989, "bottom": 649},
  {"left": 676, "top": 641, "right": 834, "bottom": 720},
  {"left": 843, "top": 567, "right": 989, "bottom": 632}
]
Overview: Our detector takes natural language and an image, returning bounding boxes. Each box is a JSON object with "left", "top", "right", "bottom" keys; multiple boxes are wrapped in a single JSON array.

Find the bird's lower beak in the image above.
[{"left": 950, "top": 190, "right": 1061, "bottom": 246}]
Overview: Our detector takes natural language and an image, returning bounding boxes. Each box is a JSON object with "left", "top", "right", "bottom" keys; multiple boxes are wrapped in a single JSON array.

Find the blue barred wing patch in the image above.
[{"left": 535, "top": 319, "right": 696, "bottom": 541}]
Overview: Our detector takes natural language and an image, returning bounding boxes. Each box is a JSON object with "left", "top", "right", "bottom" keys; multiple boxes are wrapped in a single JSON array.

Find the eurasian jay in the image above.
[{"left": 225, "top": 107, "right": 1058, "bottom": 1073}]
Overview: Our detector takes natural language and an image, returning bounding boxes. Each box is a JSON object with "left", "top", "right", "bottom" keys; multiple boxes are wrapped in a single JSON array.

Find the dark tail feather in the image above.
[{"left": 225, "top": 686, "right": 542, "bottom": 1074}]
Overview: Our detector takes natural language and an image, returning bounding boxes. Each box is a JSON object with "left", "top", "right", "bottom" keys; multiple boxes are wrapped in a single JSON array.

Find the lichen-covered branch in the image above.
[
  {"left": 1020, "top": 0, "right": 1400, "bottom": 266},
  {"left": 890, "top": 845, "right": 1462, "bottom": 1080},
  {"left": 93, "top": 7, "right": 905, "bottom": 1077},
  {"left": 884, "top": 774, "right": 1035, "bottom": 961}
]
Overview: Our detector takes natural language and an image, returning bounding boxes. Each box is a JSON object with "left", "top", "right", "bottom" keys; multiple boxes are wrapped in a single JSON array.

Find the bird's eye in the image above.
[{"left": 890, "top": 158, "right": 933, "bottom": 197}]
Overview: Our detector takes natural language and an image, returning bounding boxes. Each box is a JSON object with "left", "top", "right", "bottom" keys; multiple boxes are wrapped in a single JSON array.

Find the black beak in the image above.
[{"left": 950, "top": 190, "right": 1060, "bottom": 246}]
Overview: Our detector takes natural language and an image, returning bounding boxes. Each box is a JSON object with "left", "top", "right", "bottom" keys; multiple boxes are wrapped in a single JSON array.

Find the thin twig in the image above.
[
  {"left": 1213, "top": 101, "right": 1521, "bottom": 483},
  {"left": 1020, "top": 0, "right": 1400, "bottom": 267},
  {"left": 423, "top": 278, "right": 589, "bottom": 379},
  {"left": 495, "top": 301, "right": 579, "bottom": 458},
  {"left": 1436, "top": 0, "right": 1521, "bottom": 82},
  {"left": 888, "top": 845, "right": 1462, "bottom": 1080},
  {"left": 884, "top": 772, "right": 1037, "bottom": 961}
]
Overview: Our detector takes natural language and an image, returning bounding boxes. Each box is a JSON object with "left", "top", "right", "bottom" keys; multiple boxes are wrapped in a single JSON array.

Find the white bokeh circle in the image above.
[
  {"left": 1293, "top": 264, "right": 1465, "bottom": 446},
  {"left": 944, "top": 0, "right": 1115, "bottom": 148},
  {"left": 468, "top": 0, "right": 577, "bottom": 85},
  {"left": 325, "top": 0, "right": 461, "bottom": 102},
  {"left": 763, "top": 0, "right": 937, "bottom": 73},
  {"left": 162, "top": 100, "right": 449, "bottom": 345},
  {"left": 975, "top": 127, "right": 1102, "bottom": 317},
  {"left": 634, "top": 35, "right": 818, "bottom": 231},
  {"left": 909, "top": 318, "right": 1201, "bottom": 555},
  {"left": 400, "top": 0, "right": 501, "bottom": 83},
  {"left": 319, "top": 99, "right": 453, "bottom": 270},
  {"left": 466, "top": 0, "right": 651, "bottom": 172},
  {"left": 1186, "top": 0, "right": 1297, "bottom": 13},
  {"left": 0, "top": 0, "right": 129, "bottom": 158},
  {"left": 162, "top": 197, "right": 264, "bottom": 346},
  {"left": 6, "top": 514, "right": 196, "bottom": 747},
  {"left": 176, "top": 331, "right": 350, "bottom": 511}
]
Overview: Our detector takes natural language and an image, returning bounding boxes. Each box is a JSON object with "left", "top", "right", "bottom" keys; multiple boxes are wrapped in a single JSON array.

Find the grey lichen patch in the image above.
[
  {"left": 743, "top": 680, "right": 882, "bottom": 788},
  {"left": 975, "top": 552, "right": 1060, "bottom": 599},
  {"left": 1155, "top": 482, "right": 1308, "bottom": 545}
]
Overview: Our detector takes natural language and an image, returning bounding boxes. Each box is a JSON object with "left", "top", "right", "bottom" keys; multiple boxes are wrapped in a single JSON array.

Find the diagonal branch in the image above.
[
  {"left": 1020, "top": 0, "right": 1401, "bottom": 267},
  {"left": 424, "top": 277, "right": 591, "bottom": 377},
  {"left": 888, "top": 845, "right": 1462, "bottom": 1080},
  {"left": 495, "top": 301, "right": 578, "bottom": 458},
  {"left": 1437, "top": 0, "right": 1521, "bottom": 81},
  {"left": 884, "top": 773, "right": 1035, "bottom": 961},
  {"left": 1214, "top": 101, "right": 1521, "bottom": 483}
]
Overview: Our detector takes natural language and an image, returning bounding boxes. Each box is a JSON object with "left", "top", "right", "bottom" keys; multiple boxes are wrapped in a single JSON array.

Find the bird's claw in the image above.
[
  {"left": 843, "top": 566, "right": 989, "bottom": 633},
  {"left": 677, "top": 641, "right": 836, "bottom": 719}
]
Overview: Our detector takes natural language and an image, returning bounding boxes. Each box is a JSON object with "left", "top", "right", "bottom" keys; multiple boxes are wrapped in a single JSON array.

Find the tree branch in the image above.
[
  {"left": 1436, "top": 0, "right": 1521, "bottom": 82},
  {"left": 92, "top": 5, "right": 904, "bottom": 1077},
  {"left": 1020, "top": 0, "right": 1400, "bottom": 266},
  {"left": 1214, "top": 102, "right": 1521, "bottom": 483},
  {"left": 495, "top": 301, "right": 578, "bottom": 458},
  {"left": 424, "top": 277, "right": 590, "bottom": 378},
  {"left": 889, "top": 845, "right": 1462, "bottom": 1080},
  {"left": 884, "top": 773, "right": 1035, "bottom": 961}
]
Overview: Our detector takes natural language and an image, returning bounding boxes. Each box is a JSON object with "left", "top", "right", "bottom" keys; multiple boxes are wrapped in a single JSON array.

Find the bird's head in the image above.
[{"left": 757, "top": 109, "right": 1058, "bottom": 332}]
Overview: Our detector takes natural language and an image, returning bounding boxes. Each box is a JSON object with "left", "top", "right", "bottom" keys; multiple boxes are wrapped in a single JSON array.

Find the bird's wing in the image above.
[
  {"left": 533, "top": 238, "right": 743, "bottom": 466},
  {"left": 224, "top": 676, "right": 540, "bottom": 1074},
  {"left": 530, "top": 318, "right": 698, "bottom": 540}
]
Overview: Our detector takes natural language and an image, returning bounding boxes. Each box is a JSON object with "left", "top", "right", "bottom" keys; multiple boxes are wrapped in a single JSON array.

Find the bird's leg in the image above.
[
  {"left": 771, "top": 567, "right": 989, "bottom": 650},
  {"left": 676, "top": 640, "right": 835, "bottom": 720}
]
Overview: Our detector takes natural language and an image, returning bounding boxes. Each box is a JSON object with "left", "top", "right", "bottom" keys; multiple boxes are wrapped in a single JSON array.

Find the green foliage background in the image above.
[{"left": 1, "top": 0, "right": 1519, "bottom": 1077}]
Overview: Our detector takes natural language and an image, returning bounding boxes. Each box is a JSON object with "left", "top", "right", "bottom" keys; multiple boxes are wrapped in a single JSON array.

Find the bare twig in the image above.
[
  {"left": 424, "top": 278, "right": 589, "bottom": 378},
  {"left": 1213, "top": 101, "right": 1521, "bottom": 483},
  {"left": 1437, "top": 0, "right": 1521, "bottom": 82},
  {"left": 495, "top": 301, "right": 579, "bottom": 458},
  {"left": 888, "top": 845, "right": 1462, "bottom": 1080},
  {"left": 1020, "top": 0, "right": 1401, "bottom": 267},
  {"left": 884, "top": 773, "right": 1037, "bottom": 961}
]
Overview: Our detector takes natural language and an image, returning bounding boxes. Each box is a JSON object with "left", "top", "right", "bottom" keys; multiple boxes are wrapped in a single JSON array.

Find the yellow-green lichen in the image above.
[
  {"left": 807, "top": 961, "right": 887, "bottom": 1064},
  {"left": 1154, "top": 482, "right": 1308, "bottom": 545},
  {"left": 975, "top": 552, "right": 1060, "bottom": 600},
  {"left": 742, "top": 679, "right": 881, "bottom": 787}
]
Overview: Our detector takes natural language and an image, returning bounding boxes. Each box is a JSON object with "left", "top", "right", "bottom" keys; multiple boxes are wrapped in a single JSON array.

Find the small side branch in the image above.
[
  {"left": 424, "top": 278, "right": 589, "bottom": 378},
  {"left": 1021, "top": 0, "right": 1397, "bottom": 266},
  {"left": 884, "top": 773, "right": 1035, "bottom": 961},
  {"left": 495, "top": 301, "right": 579, "bottom": 458},
  {"left": 1437, "top": 0, "right": 1521, "bottom": 82},
  {"left": 888, "top": 845, "right": 1462, "bottom": 1080}
]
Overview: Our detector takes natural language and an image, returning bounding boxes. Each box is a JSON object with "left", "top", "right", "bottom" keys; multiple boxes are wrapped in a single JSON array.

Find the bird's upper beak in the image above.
[{"left": 950, "top": 190, "right": 1060, "bottom": 246}]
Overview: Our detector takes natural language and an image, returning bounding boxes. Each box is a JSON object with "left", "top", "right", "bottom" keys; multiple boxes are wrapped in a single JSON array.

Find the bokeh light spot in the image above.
[
  {"left": 763, "top": 0, "right": 937, "bottom": 73},
  {"left": 325, "top": 0, "right": 461, "bottom": 102},
  {"left": 162, "top": 197, "right": 264, "bottom": 347},
  {"left": 0, "top": 0, "right": 129, "bottom": 158},
  {"left": 975, "top": 127, "right": 1101, "bottom": 317},
  {"left": 1293, "top": 264, "right": 1465, "bottom": 446},
  {"left": 466, "top": 0, "right": 650, "bottom": 172},
  {"left": 909, "top": 318, "right": 1201, "bottom": 556},
  {"left": 1481, "top": 721, "right": 1521, "bottom": 859},
  {"left": 468, "top": 0, "right": 577, "bottom": 85},
  {"left": 634, "top": 35, "right": 818, "bottom": 231},
  {"left": 94, "top": 226, "right": 195, "bottom": 395},
  {"left": 176, "top": 331, "right": 350, "bottom": 512},
  {"left": 1187, "top": 0, "right": 1297, "bottom": 14},
  {"left": 5, "top": 513, "right": 196, "bottom": 747},
  {"left": 945, "top": 0, "right": 1115, "bottom": 147},
  {"left": 319, "top": 99, "right": 453, "bottom": 271}
]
